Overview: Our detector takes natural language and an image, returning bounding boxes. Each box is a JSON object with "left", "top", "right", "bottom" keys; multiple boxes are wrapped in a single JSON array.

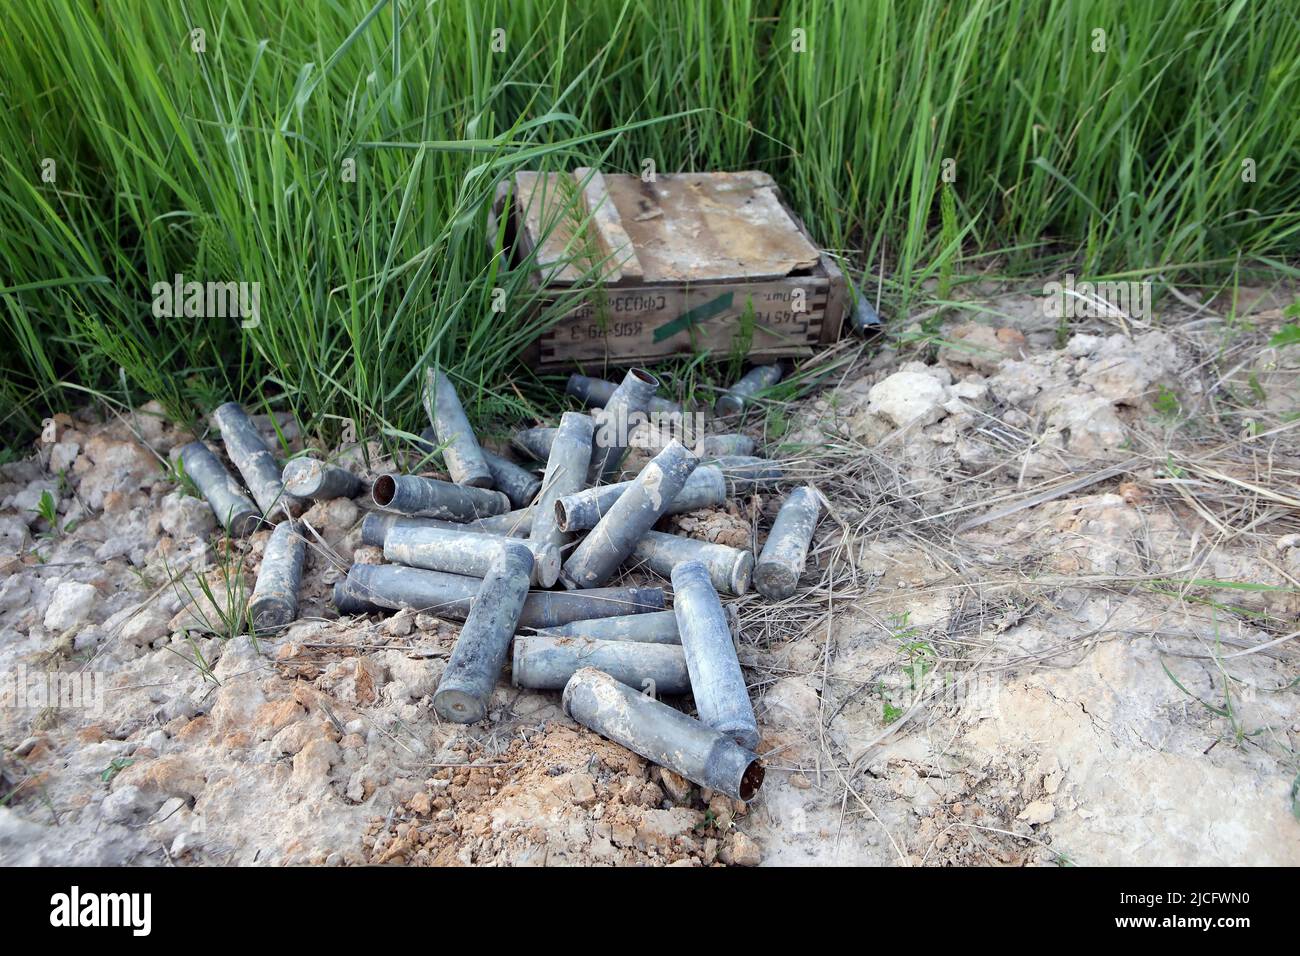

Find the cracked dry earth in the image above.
[{"left": 2, "top": 288, "right": 1298, "bottom": 866}]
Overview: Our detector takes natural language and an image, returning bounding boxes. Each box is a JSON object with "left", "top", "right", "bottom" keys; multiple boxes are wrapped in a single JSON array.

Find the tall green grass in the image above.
[{"left": 1, "top": 0, "right": 1297, "bottom": 448}]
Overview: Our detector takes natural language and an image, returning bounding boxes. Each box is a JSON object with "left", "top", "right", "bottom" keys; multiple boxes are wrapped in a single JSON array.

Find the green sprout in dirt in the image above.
[
  {"left": 1146, "top": 577, "right": 1296, "bottom": 630},
  {"left": 694, "top": 809, "right": 720, "bottom": 834},
  {"left": 1160, "top": 657, "right": 1269, "bottom": 751},
  {"left": 100, "top": 757, "right": 133, "bottom": 784},
  {"left": 31, "top": 488, "right": 59, "bottom": 530},
  {"left": 1272, "top": 324, "right": 1300, "bottom": 348},
  {"left": 165, "top": 454, "right": 200, "bottom": 498},
  {"left": 1270, "top": 300, "right": 1300, "bottom": 347},
  {"left": 29, "top": 487, "right": 77, "bottom": 540},
  {"left": 167, "top": 534, "right": 254, "bottom": 644},
  {"left": 651, "top": 352, "right": 712, "bottom": 413},
  {"left": 882, "top": 694, "right": 905, "bottom": 726},
  {"left": 726, "top": 296, "right": 757, "bottom": 384},
  {"left": 765, "top": 405, "right": 790, "bottom": 443},
  {"left": 1246, "top": 371, "right": 1268, "bottom": 407},
  {"left": 1152, "top": 384, "right": 1181, "bottom": 420},
  {"left": 890, "top": 612, "right": 938, "bottom": 690},
  {"left": 759, "top": 377, "right": 803, "bottom": 452},
  {"left": 165, "top": 633, "right": 220, "bottom": 686},
  {"left": 877, "top": 612, "right": 939, "bottom": 725},
  {"left": 1157, "top": 611, "right": 1291, "bottom": 759}
]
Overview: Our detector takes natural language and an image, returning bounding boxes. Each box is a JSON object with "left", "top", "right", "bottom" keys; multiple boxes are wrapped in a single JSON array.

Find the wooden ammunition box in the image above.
[{"left": 491, "top": 169, "right": 848, "bottom": 367}]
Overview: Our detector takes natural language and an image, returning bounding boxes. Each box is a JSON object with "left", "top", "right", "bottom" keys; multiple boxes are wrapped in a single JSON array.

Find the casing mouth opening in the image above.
[
  {"left": 630, "top": 367, "right": 659, "bottom": 387},
  {"left": 739, "top": 761, "right": 765, "bottom": 801},
  {"left": 373, "top": 474, "right": 396, "bottom": 507}
]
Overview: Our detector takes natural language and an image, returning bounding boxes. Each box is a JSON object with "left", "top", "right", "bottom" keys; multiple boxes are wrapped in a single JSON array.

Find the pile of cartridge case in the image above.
[{"left": 182, "top": 363, "right": 820, "bottom": 802}]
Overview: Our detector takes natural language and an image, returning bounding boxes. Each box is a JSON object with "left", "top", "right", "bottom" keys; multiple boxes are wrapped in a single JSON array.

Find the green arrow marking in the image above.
[{"left": 653, "top": 291, "right": 734, "bottom": 343}]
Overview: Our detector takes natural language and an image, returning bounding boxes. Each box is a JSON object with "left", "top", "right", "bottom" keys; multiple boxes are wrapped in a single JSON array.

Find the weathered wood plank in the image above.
[
  {"left": 598, "top": 172, "right": 821, "bottom": 283},
  {"left": 513, "top": 171, "right": 591, "bottom": 286},
  {"left": 574, "top": 167, "right": 643, "bottom": 282},
  {"left": 535, "top": 281, "right": 829, "bottom": 365}
]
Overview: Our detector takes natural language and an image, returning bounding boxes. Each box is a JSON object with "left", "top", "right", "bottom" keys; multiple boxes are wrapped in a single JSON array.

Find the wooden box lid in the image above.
[{"left": 513, "top": 169, "right": 822, "bottom": 286}]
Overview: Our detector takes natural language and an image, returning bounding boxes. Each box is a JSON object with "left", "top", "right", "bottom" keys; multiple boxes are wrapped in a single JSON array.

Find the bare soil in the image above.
[{"left": 2, "top": 287, "right": 1297, "bottom": 866}]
